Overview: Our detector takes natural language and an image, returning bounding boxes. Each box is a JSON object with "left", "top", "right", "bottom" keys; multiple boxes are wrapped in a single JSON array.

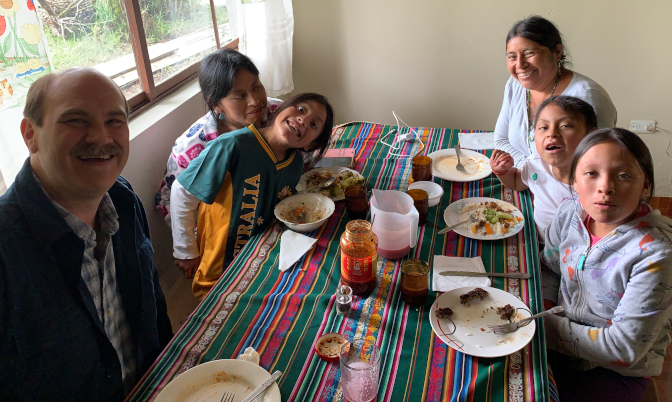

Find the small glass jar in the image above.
[
  {"left": 336, "top": 285, "right": 353, "bottom": 316},
  {"left": 340, "top": 220, "right": 378, "bottom": 296}
]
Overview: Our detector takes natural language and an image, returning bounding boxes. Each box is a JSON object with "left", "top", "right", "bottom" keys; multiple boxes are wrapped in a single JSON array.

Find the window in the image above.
[{"left": 37, "top": 0, "right": 236, "bottom": 114}]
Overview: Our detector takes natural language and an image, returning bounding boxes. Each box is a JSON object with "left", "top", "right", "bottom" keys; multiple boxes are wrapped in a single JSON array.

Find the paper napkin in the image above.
[
  {"left": 458, "top": 132, "right": 495, "bottom": 150},
  {"left": 237, "top": 347, "right": 260, "bottom": 365},
  {"left": 279, "top": 230, "right": 317, "bottom": 272},
  {"left": 432, "top": 255, "right": 491, "bottom": 292}
]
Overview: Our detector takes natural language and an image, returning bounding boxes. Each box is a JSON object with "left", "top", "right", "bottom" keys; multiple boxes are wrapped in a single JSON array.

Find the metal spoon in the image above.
[
  {"left": 437, "top": 214, "right": 477, "bottom": 234},
  {"left": 454, "top": 145, "right": 470, "bottom": 174},
  {"left": 297, "top": 176, "right": 337, "bottom": 194}
]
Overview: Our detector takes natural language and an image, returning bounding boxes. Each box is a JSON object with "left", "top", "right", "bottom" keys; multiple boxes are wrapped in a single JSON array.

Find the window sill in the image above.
[{"left": 129, "top": 77, "right": 204, "bottom": 141}]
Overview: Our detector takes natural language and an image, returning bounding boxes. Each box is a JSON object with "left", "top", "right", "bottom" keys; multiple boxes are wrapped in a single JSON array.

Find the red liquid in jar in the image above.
[{"left": 377, "top": 245, "right": 410, "bottom": 260}]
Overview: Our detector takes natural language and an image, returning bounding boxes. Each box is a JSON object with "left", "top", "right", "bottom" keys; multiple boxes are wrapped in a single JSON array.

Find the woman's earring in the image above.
[
  {"left": 558, "top": 61, "right": 562, "bottom": 76},
  {"left": 218, "top": 112, "right": 225, "bottom": 120}
]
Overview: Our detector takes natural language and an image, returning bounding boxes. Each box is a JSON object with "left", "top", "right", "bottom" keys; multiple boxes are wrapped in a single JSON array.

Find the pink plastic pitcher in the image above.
[{"left": 370, "top": 190, "right": 419, "bottom": 260}]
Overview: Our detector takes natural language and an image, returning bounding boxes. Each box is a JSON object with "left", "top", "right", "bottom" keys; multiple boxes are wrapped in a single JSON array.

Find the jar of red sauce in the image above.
[{"left": 340, "top": 220, "right": 378, "bottom": 296}]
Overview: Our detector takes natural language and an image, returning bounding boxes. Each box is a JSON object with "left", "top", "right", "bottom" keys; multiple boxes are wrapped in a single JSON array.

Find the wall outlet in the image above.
[{"left": 630, "top": 120, "right": 657, "bottom": 133}]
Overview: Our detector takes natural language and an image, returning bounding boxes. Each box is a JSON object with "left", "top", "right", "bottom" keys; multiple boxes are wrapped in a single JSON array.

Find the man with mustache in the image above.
[{"left": 0, "top": 68, "right": 172, "bottom": 401}]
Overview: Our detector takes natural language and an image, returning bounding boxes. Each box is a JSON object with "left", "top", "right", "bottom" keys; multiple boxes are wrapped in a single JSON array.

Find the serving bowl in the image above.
[
  {"left": 274, "top": 193, "right": 335, "bottom": 232},
  {"left": 408, "top": 181, "right": 444, "bottom": 207}
]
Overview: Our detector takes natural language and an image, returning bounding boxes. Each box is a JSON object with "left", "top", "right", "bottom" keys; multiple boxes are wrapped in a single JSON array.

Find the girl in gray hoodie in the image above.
[{"left": 541, "top": 128, "right": 672, "bottom": 401}]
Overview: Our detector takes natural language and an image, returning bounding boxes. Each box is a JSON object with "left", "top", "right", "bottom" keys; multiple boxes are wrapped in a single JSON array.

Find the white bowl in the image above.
[
  {"left": 408, "top": 181, "right": 444, "bottom": 207},
  {"left": 274, "top": 193, "right": 335, "bottom": 232}
]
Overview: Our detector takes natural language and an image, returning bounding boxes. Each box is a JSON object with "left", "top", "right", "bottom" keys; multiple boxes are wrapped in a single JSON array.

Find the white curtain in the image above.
[{"left": 227, "top": 0, "right": 294, "bottom": 97}]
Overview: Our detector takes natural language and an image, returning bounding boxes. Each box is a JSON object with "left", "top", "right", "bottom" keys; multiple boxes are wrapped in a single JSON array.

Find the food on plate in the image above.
[
  {"left": 278, "top": 202, "right": 328, "bottom": 224},
  {"left": 435, "top": 307, "right": 454, "bottom": 319},
  {"left": 496, "top": 304, "right": 516, "bottom": 320},
  {"left": 315, "top": 333, "right": 346, "bottom": 362},
  {"left": 435, "top": 154, "right": 486, "bottom": 177},
  {"left": 305, "top": 169, "right": 365, "bottom": 198},
  {"left": 459, "top": 201, "right": 521, "bottom": 236},
  {"left": 459, "top": 287, "right": 489, "bottom": 304}
]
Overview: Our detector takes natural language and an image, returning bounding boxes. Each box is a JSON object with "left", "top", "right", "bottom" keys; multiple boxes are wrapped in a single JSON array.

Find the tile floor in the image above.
[{"left": 164, "top": 197, "right": 672, "bottom": 400}]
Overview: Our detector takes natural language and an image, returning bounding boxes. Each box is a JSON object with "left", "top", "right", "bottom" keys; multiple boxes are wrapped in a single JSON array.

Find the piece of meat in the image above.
[
  {"left": 436, "top": 307, "right": 453, "bottom": 319},
  {"left": 496, "top": 304, "right": 516, "bottom": 320},
  {"left": 459, "top": 288, "right": 489, "bottom": 305}
]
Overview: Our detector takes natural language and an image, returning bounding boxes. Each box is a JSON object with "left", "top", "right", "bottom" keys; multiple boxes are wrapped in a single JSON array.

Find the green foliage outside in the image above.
[{"left": 45, "top": 0, "right": 228, "bottom": 71}]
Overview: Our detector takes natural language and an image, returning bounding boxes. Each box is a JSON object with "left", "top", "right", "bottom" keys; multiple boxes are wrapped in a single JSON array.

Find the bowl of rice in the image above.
[{"left": 275, "top": 193, "right": 336, "bottom": 232}]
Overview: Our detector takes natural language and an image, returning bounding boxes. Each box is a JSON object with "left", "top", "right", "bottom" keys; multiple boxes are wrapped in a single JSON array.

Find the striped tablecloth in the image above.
[{"left": 128, "top": 123, "right": 558, "bottom": 402}]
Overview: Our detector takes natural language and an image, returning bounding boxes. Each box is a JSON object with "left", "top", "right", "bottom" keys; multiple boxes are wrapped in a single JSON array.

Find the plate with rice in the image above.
[
  {"left": 443, "top": 197, "right": 524, "bottom": 240},
  {"left": 296, "top": 167, "right": 365, "bottom": 201}
]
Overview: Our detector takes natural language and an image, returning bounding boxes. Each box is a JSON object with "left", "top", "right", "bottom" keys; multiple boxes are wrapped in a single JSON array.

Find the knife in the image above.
[
  {"left": 241, "top": 370, "right": 282, "bottom": 402},
  {"left": 439, "top": 271, "right": 530, "bottom": 279}
]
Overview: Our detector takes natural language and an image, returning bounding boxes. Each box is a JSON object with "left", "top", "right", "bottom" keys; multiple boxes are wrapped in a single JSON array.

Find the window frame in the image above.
[{"left": 121, "top": 0, "right": 235, "bottom": 117}]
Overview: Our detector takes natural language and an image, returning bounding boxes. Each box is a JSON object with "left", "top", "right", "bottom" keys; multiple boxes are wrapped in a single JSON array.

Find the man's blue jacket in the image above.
[{"left": 0, "top": 159, "right": 173, "bottom": 401}]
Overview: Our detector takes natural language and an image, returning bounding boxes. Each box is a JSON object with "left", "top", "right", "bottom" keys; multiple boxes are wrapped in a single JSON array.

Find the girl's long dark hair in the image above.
[
  {"left": 569, "top": 128, "right": 655, "bottom": 203},
  {"left": 266, "top": 93, "right": 334, "bottom": 168}
]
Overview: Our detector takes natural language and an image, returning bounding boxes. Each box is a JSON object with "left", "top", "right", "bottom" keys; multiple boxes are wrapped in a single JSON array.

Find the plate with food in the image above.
[
  {"left": 427, "top": 149, "right": 492, "bottom": 182},
  {"left": 275, "top": 193, "right": 335, "bottom": 232},
  {"left": 443, "top": 197, "right": 524, "bottom": 240},
  {"left": 429, "top": 286, "right": 535, "bottom": 358},
  {"left": 296, "top": 167, "right": 366, "bottom": 201},
  {"left": 154, "top": 359, "right": 281, "bottom": 402}
]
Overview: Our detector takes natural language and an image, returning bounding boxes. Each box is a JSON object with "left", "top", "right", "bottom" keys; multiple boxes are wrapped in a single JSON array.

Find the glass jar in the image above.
[{"left": 340, "top": 220, "right": 378, "bottom": 296}]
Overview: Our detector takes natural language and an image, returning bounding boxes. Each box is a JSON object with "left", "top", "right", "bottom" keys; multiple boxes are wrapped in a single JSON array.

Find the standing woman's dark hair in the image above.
[
  {"left": 506, "top": 15, "right": 570, "bottom": 68},
  {"left": 569, "top": 128, "right": 655, "bottom": 203},
  {"left": 199, "top": 48, "right": 260, "bottom": 124},
  {"left": 267, "top": 93, "right": 335, "bottom": 168}
]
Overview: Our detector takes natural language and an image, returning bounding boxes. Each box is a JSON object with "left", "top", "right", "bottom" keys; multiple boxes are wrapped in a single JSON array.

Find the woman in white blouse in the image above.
[{"left": 495, "top": 16, "right": 617, "bottom": 166}]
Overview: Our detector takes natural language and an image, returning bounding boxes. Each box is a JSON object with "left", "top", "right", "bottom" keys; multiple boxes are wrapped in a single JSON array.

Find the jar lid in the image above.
[
  {"left": 337, "top": 285, "right": 353, "bottom": 296},
  {"left": 315, "top": 332, "right": 347, "bottom": 362}
]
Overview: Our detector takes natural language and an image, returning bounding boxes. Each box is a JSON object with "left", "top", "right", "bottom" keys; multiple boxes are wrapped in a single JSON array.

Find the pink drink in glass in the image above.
[{"left": 340, "top": 339, "right": 380, "bottom": 402}]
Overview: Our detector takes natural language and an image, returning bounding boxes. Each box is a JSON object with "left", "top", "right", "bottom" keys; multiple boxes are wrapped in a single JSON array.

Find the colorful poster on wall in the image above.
[
  {"left": 0, "top": 0, "right": 51, "bottom": 111},
  {"left": 0, "top": 0, "right": 52, "bottom": 187}
]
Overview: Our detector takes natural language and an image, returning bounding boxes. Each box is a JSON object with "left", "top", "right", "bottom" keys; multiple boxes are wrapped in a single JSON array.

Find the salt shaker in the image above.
[{"left": 336, "top": 285, "right": 353, "bottom": 316}]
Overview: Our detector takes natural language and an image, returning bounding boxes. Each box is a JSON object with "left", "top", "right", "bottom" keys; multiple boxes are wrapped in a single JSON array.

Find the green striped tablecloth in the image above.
[{"left": 128, "top": 123, "right": 557, "bottom": 402}]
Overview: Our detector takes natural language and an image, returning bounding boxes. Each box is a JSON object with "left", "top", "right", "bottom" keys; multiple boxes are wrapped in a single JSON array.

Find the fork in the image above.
[
  {"left": 454, "top": 145, "right": 470, "bottom": 174},
  {"left": 437, "top": 214, "right": 477, "bottom": 234},
  {"left": 487, "top": 306, "right": 564, "bottom": 335},
  {"left": 219, "top": 391, "right": 235, "bottom": 402}
]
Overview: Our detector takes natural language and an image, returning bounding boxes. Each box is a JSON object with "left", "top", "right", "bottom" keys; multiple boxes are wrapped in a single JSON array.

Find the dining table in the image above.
[{"left": 127, "top": 122, "right": 558, "bottom": 402}]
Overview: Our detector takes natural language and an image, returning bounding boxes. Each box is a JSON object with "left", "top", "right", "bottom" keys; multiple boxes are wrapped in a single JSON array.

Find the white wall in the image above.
[
  {"left": 291, "top": 0, "right": 672, "bottom": 196},
  {"left": 123, "top": 81, "right": 207, "bottom": 292}
]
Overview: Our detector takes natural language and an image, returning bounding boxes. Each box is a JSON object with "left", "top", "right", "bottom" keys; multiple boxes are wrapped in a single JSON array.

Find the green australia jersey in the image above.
[{"left": 177, "top": 125, "right": 304, "bottom": 299}]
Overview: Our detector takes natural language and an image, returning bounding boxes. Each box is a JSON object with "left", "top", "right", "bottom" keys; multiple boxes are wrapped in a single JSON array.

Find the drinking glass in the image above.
[
  {"left": 411, "top": 155, "right": 432, "bottom": 182},
  {"left": 344, "top": 185, "right": 369, "bottom": 220},
  {"left": 340, "top": 338, "right": 380, "bottom": 402},
  {"left": 407, "top": 189, "right": 429, "bottom": 226},
  {"left": 400, "top": 259, "right": 430, "bottom": 305}
]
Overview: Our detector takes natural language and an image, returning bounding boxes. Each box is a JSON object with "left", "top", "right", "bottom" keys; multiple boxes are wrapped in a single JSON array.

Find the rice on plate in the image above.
[{"left": 460, "top": 201, "right": 521, "bottom": 236}]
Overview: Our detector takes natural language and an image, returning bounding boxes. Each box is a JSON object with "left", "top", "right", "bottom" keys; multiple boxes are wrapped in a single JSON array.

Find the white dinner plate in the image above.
[
  {"left": 428, "top": 149, "right": 492, "bottom": 182},
  {"left": 429, "top": 286, "right": 535, "bottom": 358},
  {"left": 443, "top": 197, "right": 525, "bottom": 240},
  {"left": 154, "top": 360, "right": 281, "bottom": 402},
  {"left": 296, "top": 167, "right": 364, "bottom": 201}
]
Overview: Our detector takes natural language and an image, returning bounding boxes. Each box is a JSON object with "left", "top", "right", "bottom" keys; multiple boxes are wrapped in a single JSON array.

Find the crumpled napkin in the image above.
[
  {"left": 279, "top": 230, "right": 317, "bottom": 272},
  {"left": 237, "top": 347, "right": 260, "bottom": 365},
  {"left": 432, "top": 255, "right": 491, "bottom": 292},
  {"left": 458, "top": 131, "right": 495, "bottom": 150}
]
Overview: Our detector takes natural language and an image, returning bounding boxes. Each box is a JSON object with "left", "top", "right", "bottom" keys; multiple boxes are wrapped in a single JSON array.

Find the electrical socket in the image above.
[{"left": 630, "top": 120, "right": 657, "bottom": 133}]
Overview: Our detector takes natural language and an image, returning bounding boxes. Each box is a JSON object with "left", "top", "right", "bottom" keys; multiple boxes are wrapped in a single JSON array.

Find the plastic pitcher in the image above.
[{"left": 370, "top": 190, "right": 419, "bottom": 260}]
